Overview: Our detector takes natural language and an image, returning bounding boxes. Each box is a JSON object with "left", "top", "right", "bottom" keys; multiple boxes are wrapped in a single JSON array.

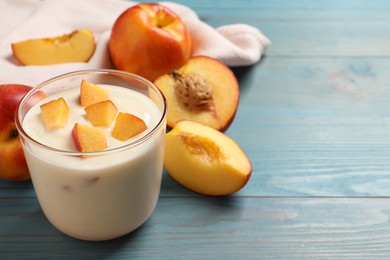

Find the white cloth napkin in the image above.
[{"left": 0, "top": 0, "right": 270, "bottom": 86}]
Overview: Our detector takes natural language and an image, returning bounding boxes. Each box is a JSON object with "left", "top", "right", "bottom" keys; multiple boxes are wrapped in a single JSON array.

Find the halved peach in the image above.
[
  {"left": 111, "top": 112, "right": 147, "bottom": 141},
  {"left": 154, "top": 56, "right": 240, "bottom": 132},
  {"left": 80, "top": 79, "right": 109, "bottom": 106},
  {"left": 84, "top": 100, "right": 118, "bottom": 127},
  {"left": 72, "top": 123, "right": 107, "bottom": 152},
  {"left": 164, "top": 120, "right": 252, "bottom": 196},
  {"left": 12, "top": 29, "right": 96, "bottom": 65},
  {"left": 40, "top": 97, "right": 69, "bottom": 130}
]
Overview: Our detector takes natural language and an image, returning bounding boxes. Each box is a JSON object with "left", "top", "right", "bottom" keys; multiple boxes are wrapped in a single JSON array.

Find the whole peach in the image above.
[
  {"left": 109, "top": 3, "right": 192, "bottom": 82},
  {"left": 0, "top": 84, "right": 31, "bottom": 180}
]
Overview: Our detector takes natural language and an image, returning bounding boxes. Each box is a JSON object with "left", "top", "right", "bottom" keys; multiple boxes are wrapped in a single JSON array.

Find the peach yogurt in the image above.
[{"left": 15, "top": 70, "right": 167, "bottom": 241}]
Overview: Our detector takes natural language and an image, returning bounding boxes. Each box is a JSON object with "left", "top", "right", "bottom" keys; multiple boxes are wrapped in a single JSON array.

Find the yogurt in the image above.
[
  {"left": 23, "top": 84, "right": 162, "bottom": 163},
  {"left": 16, "top": 71, "right": 166, "bottom": 241}
]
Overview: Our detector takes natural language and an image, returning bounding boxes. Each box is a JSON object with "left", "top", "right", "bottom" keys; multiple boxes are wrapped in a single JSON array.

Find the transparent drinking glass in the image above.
[{"left": 15, "top": 69, "right": 167, "bottom": 241}]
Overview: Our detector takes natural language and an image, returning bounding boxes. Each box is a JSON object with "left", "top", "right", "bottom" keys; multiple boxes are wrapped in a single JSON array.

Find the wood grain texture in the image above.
[
  {"left": 2, "top": 0, "right": 390, "bottom": 258},
  {"left": 1, "top": 197, "right": 390, "bottom": 259}
]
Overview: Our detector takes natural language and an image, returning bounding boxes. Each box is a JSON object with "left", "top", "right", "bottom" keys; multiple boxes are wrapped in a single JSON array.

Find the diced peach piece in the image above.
[
  {"left": 84, "top": 100, "right": 118, "bottom": 127},
  {"left": 164, "top": 120, "right": 252, "bottom": 196},
  {"left": 40, "top": 97, "right": 69, "bottom": 130},
  {"left": 80, "top": 79, "right": 109, "bottom": 106},
  {"left": 72, "top": 123, "right": 108, "bottom": 152},
  {"left": 111, "top": 112, "right": 147, "bottom": 141}
]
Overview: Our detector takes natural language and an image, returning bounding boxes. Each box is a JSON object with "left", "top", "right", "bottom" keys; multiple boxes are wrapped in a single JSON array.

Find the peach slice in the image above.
[
  {"left": 72, "top": 123, "right": 107, "bottom": 152},
  {"left": 164, "top": 120, "right": 252, "bottom": 196},
  {"left": 80, "top": 80, "right": 109, "bottom": 106},
  {"left": 111, "top": 112, "right": 147, "bottom": 141},
  {"left": 11, "top": 29, "right": 96, "bottom": 65},
  {"left": 154, "top": 56, "right": 240, "bottom": 132},
  {"left": 40, "top": 97, "right": 69, "bottom": 130},
  {"left": 84, "top": 100, "right": 118, "bottom": 127}
]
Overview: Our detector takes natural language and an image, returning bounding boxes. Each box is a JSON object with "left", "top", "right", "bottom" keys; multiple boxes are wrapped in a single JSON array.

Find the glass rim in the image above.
[{"left": 15, "top": 69, "right": 167, "bottom": 157}]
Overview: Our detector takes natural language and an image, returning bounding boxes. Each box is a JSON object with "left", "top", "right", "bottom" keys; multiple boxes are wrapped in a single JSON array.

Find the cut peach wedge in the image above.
[
  {"left": 11, "top": 29, "right": 96, "bottom": 65},
  {"left": 154, "top": 56, "right": 240, "bottom": 132},
  {"left": 84, "top": 100, "right": 118, "bottom": 127},
  {"left": 40, "top": 97, "right": 69, "bottom": 130},
  {"left": 80, "top": 80, "right": 109, "bottom": 106},
  {"left": 111, "top": 112, "right": 147, "bottom": 141},
  {"left": 72, "top": 123, "right": 107, "bottom": 152},
  {"left": 164, "top": 120, "right": 252, "bottom": 196}
]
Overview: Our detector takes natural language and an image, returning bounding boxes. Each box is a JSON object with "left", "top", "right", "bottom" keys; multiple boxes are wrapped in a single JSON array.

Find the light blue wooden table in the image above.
[{"left": 2, "top": 0, "right": 390, "bottom": 258}]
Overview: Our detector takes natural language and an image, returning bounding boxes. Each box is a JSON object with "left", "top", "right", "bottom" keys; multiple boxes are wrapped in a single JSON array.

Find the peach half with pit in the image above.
[
  {"left": 154, "top": 56, "right": 240, "bottom": 132},
  {"left": 164, "top": 120, "right": 252, "bottom": 196},
  {"left": 12, "top": 29, "right": 96, "bottom": 65}
]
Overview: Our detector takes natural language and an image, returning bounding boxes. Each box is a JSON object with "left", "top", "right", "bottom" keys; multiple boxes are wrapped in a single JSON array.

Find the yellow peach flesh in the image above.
[
  {"left": 84, "top": 100, "right": 118, "bottom": 127},
  {"left": 80, "top": 80, "right": 109, "bottom": 106},
  {"left": 11, "top": 29, "right": 96, "bottom": 65},
  {"left": 72, "top": 123, "right": 107, "bottom": 152},
  {"left": 40, "top": 97, "right": 69, "bottom": 130},
  {"left": 164, "top": 120, "right": 252, "bottom": 196},
  {"left": 154, "top": 56, "right": 239, "bottom": 131},
  {"left": 111, "top": 112, "right": 147, "bottom": 141}
]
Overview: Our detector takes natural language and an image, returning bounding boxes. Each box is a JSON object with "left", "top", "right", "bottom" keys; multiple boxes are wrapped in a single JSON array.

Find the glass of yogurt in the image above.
[{"left": 15, "top": 69, "right": 167, "bottom": 241}]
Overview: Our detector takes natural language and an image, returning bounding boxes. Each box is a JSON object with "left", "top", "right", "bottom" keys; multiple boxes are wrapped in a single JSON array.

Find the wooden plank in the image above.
[
  {"left": 196, "top": 20, "right": 390, "bottom": 57},
  {"left": 171, "top": 0, "right": 390, "bottom": 10},
  {"left": 157, "top": 0, "right": 390, "bottom": 57},
  {"left": 229, "top": 57, "right": 390, "bottom": 196},
  {"left": 2, "top": 0, "right": 390, "bottom": 259},
  {"left": 2, "top": 2, "right": 389, "bottom": 198},
  {"left": 181, "top": 0, "right": 390, "bottom": 23},
  {"left": 3, "top": 58, "right": 390, "bottom": 197},
  {"left": 221, "top": 58, "right": 390, "bottom": 197},
  {"left": 1, "top": 197, "right": 390, "bottom": 259}
]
